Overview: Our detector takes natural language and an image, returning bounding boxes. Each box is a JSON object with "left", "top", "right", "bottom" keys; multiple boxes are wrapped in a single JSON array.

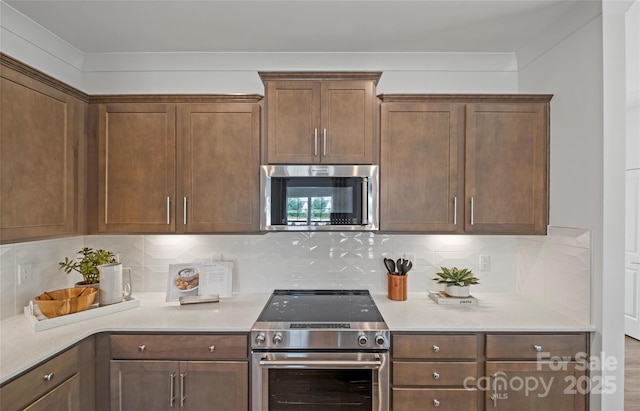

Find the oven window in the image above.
[{"left": 268, "top": 369, "right": 373, "bottom": 410}]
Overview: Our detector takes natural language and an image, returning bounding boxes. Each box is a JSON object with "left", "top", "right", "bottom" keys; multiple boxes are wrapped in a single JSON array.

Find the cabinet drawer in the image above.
[
  {"left": 392, "top": 388, "right": 477, "bottom": 411},
  {"left": 393, "top": 334, "right": 478, "bottom": 359},
  {"left": 486, "top": 334, "right": 587, "bottom": 360},
  {"left": 0, "top": 346, "right": 78, "bottom": 410},
  {"left": 110, "top": 334, "right": 248, "bottom": 360},
  {"left": 393, "top": 361, "right": 477, "bottom": 386}
]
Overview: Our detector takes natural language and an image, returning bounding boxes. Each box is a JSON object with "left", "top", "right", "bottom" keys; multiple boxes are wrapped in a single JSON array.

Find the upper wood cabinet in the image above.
[
  {"left": 178, "top": 103, "right": 260, "bottom": 233},
  {"left": 260, "top": 72, "right": 381, "bottom": 164},
  {"left": 0, "top": 55, "right": 87, "bottom": 243},
  {"left": 379, "top": 95, "right": 551, "bottom": 235},
  {"left": 380, "top": 102, "right": 464, "bottom": 232},
  {"left": 95, "top": 97, "right": 261, "bottom": 234},
  {"left": 465, "top": 102, "right": 549, "bottom": 234},
  {"left": 97, "top": 103, "right": 177, "bottom": 233}
]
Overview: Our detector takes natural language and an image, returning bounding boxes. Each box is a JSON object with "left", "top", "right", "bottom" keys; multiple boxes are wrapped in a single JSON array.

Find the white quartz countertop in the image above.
[
  {"left": 1, "top": 291, "right": 592, "bottom": 384},
  {"left": 372, "top": 292, "right": 593, "bottom": 332}
]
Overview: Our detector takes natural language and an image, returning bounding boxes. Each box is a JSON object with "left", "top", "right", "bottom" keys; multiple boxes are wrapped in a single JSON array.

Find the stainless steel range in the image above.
[{"left": 251, "top": 290, "right": 390, "bottom": 411}]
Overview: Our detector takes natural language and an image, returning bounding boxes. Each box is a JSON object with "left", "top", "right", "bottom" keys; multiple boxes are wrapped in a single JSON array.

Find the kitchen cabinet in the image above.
[
  {"left": 391, "top": 332, "right": 588, "bottom": 411},
  {"left": 380, "top": 102, "right": 464, "bottom": 232},
  {"left": 465, "top": 102, "right": 549, "bottom": 234},
  {"left": 379, "top": 95, "right": 551, "bottom": 234},
  {"left": 484, "top": 333, "right": 588, "bottom": 411},
  {"left": 109, "top": 334, "right": 249, "bottom": 411},
  {"left": 178, "top": 103, "right": 260, "bottom": 232},
  {"left": 0, "top": 55, "right": 87, "bottom": 243},
  {"left": 391, "top": 334, "right": 480, "bottom": 411},
  {"left": 260, "top": 72, "right": 381, "bottom": 164},
  {"left": 97, "top": 103, "right": 177, "bottom": 233},
  {"left": 94, "top": 98, "right": 261, "bottom": 234},
  {"left": 0, "top": 337, "right": 95, "bottom": 411}
]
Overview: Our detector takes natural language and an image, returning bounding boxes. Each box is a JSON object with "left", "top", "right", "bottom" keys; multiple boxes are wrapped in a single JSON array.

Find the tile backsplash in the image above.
[
  {"left": 0, "top": 228, "right": 591, "bottom": 323},
  {"left": 517, "top": 226, "right": 592, "bottom": 324}
]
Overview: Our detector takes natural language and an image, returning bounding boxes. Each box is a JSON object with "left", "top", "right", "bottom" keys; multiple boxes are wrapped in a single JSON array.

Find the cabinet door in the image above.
[
  {"left": 465, "top": 103, "right": 549, "bottom": 234},
  {"left": 0, "top": 76, "right": 79, "bottom": 243},
  {"left": 265, "top": 81, "right": 320, "bottom": 163},
  {"left": 98, "top": 103, "right": 176, "bottom": 233},
  {"left": 179, "top": 104, "right": 260, "bottom": 232},
  {"left": 485, "top": 361, "right": 586, "bottom": 411},
  {"left": 182, "top": 361, "right": 248, "bottom": 411},
  {"left": 380, "top": 103, "right": 463, "bottom": 232},
  {"left": 110, "top": 360, "right": 178, "bottom": 411},
  {"left": 320, "top": 81, "right": 375, "bottom": 164},
  {"left": 24, "top": 374, "right": 80, "bottom": 411}
]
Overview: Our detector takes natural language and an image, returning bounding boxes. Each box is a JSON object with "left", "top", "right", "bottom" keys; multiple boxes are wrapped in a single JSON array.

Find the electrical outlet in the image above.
[
  {"left": 479, "top": 255, "right": 491, "bottom": 271},
  {"left": 18, "top": 263, "right": 33, "bottom": 285}
]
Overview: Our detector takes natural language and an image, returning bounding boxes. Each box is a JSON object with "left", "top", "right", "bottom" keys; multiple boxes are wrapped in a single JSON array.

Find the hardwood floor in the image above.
[{"left": 626, "top": 336, "right": 640, "bottom": 411}]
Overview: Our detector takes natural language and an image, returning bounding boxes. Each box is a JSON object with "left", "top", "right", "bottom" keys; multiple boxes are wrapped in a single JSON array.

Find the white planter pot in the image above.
[{"left": 445, "top": 285, "right": 471, "bottom": 298}]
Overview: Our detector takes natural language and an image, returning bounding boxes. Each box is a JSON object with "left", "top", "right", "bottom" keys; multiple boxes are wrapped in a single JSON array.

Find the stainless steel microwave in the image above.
[{"left": 260, "top": 165, "right": 379, "bottom": 231}]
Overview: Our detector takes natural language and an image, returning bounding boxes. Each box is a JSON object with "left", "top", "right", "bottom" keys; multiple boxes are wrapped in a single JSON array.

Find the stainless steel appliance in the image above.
[
  {"left": 251, "top": 290, "right": 389, "bottom": 411},
  {"left": 260, "top": 165, "right": 379, "bottom": 231}
]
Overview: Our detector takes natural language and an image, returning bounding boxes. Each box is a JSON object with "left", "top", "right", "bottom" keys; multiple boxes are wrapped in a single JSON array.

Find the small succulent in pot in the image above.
[
  {"left": 433, "top": 266, "right": 479, "bottom": 297},
  {"left": 59, "top": 247, "right": 117, "bottom": 285}
]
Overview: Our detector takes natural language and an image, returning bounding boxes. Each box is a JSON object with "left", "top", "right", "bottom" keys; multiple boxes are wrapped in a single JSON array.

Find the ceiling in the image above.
[{"left": 4, "top": 0, "right": 593, "bottom": 54}]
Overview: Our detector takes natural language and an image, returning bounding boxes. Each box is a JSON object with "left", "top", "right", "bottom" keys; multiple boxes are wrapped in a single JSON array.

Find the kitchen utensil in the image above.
[
  {"left": 97, "top": 263, "right": 132, "bottom": 306},
  {"left": 402, "top": 259, "right": 413, "bottom": 275},
  {"left": 34, "top": 287, "right": 98, "bottom": 318},
  {"left": 397, "top": 258, "right": 403, "bottom": 274},
  {"left": 383, "top": 258, "right": 396, "bottom": 274}
]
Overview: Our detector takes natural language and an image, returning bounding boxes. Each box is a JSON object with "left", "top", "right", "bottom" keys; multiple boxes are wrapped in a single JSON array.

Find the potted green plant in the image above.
[
  {"left": 433, "top": 266, "right": 480, "bottom": 297},
  {"left": 59, "top": 247, "right": 117, "bottom": 285}
]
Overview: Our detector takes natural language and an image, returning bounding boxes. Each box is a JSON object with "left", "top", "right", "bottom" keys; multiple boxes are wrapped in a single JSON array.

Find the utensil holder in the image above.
[{"left": 387, "top": 274, "right": 407, "bottom": 301}]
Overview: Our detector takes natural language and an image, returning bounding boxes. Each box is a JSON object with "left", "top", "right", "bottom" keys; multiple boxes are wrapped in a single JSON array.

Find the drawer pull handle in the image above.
[
  {"left": 43, "top": 372, "right": 54, "bottom": 382},
  {"left": 433, "top": 399, "right": 440, "bottom": 407},
  {"left": 208, "top": 345, "right": 216, "bottom": 352},
  {"left": 138, "top": 344, "right": 146, "bottom": 352},
  {"left": 433, "top": 372, "right": 440, "bottom": 380},
  {"left": 534, "top": 344, "right": 543, "bottom": 352},
  {"left": 433, "top": 345, "right": 440, "bottom": 353}
]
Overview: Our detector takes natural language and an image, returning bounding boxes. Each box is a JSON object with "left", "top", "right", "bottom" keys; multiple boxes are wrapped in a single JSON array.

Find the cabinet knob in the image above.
[
  {"left": 433, "top": 399, "right": 440, "bottom": 407},
  {"left": 138, "top": 344, "right": 146, "bottom": 352},
  {"left": 433, "top": 372, "right": 440, "bottom": 380},
  {"left": 433, "top": 345, "right": 440, "bottom": 353},
  {"left": 43, "top": 372, "right": 54, "bottom": 382},
  {"left": 208, "top": 345, "right": 216, "bottom": 352},
  {"left": 534, "top": 344, "right": 543, "bottom": 352}
]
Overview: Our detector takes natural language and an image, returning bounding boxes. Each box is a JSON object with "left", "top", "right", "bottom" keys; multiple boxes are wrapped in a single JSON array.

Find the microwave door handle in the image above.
[{"left": 362, "top": 178, "right": 368, "bottom": 225}]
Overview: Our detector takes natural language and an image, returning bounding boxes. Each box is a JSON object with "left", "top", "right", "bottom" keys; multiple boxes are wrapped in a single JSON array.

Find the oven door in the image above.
[{"left": 251, "top": 351, "right": 389, "bottom": 411}]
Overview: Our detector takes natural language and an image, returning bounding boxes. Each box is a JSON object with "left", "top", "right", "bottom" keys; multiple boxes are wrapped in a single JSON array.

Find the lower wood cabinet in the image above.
[
  {"left": 391, "top": 332, "right": 589, "bottom": 411},
  {"left": 0, "top": 337, "right": 94, "bottom": 411},
  {"left": 484, "top": 333, "right": 588, "bottom": 411},
  {"left": 110, "top": 360, "right": 247, "bottom": 411},
  {"left": 392, "top": 334, "right": 480, "bottom": 410},
  {"left": 108, "top": 333, "right": 249, "bottom": 411},
  {"left": 23, "top": 374, "right": 80, "bottom": 411}
]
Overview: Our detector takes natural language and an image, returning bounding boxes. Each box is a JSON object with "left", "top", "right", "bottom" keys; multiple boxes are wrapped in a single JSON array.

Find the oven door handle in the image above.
[{"left": 259, "top": 355, "right": 382, "bottom": 369}]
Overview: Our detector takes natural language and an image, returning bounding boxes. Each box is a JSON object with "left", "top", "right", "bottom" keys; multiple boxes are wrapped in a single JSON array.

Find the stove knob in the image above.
[
  {"left": 272, "top": 332, "right": 284, "bottom": 345},
  {"left": 358, "top": 334, "right": 368, "bottom": 346},
  {"left": 375, "top": 334, "right": 386, "bottom": 346},
  {"left": 255, "top": 332, "right": 266, "bottom": 345}
]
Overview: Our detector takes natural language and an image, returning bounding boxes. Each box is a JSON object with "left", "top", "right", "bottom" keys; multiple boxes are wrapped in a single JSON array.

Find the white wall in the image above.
[{"left": 518, "top": 4, "right": 630, "bottom": 410}]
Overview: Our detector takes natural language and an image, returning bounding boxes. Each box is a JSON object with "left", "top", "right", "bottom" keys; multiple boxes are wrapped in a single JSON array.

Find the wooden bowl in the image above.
[{"left": 34, "top": 287, "right": 98, "bottom": 318}]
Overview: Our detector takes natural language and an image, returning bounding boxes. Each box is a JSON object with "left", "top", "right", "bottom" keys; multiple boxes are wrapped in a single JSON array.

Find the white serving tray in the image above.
[{"left": 24, "top": 297, "right": 140, "bottom": 332}]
